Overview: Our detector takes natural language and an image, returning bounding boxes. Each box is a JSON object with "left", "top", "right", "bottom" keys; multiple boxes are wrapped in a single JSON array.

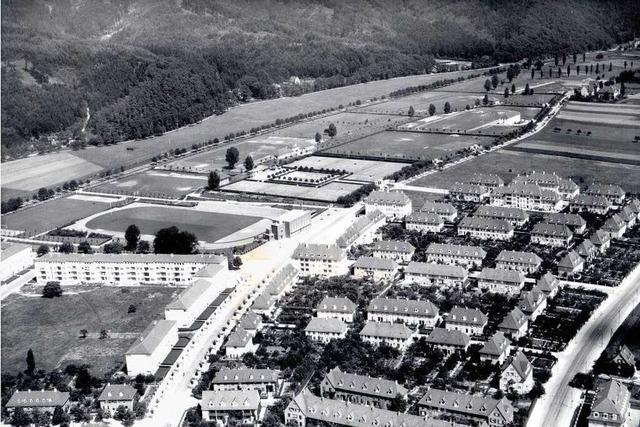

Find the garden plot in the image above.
[{"left": 286, "top": 156, "right": 406, "bottom": 182}]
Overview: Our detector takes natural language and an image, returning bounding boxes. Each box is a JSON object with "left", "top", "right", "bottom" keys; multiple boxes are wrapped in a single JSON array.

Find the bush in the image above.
[{"left": 42, "top": 282, "right": 63, "bottom": 298}]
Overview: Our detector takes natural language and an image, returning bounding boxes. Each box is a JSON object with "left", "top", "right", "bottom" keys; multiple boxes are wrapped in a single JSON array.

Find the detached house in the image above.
[
  {"left": 495, "top": 250, "right": 542, "bottom": 274},
  {"left": 601, "top": 214, "right": 627, "bottom": 239},
  {"left": 531, "top": 222, "right": 573, "bottom": 247},
  {"left": 446, "top": 307, "right": 488, "bottom": 336},
  {"left": 304, "top": 318, "right": 348, "bottom": 344},
  {"left": 97, "top": 384, "right": 137, "bottom": 415},
  {"left": 225, "top": 327, "right": 257, "bottom": 359},
  {"left": 367, "top": 298, "right": 440, "bottom": 328},
  {"left": 590, "top": 230, "right": 612, "bottom": 254},
  {"left": 518, "top": 289, "right": 547, "bottom": 321},
  {"left": 405, "top": 212, "right": 445, "bottom": 233},
  {"left": 576, "top": 239, "right": 598, "bottom": 261},
  {"left": 587, "top": 379, "right": 631, "bottom": 427},
  {"left": 359, "top": 321, "right": 415, "bottom": 350},
  {"left": 371, "top": 240, "right": 415, "bottom": 263},
  {"left": 201, "top": 390, "right": 261, "bottom": 425},
  {"left": 363, "top": 191, "right": 412, "bottom": 219},
  {"left": 417, "top": 389, "right": 514, "bottom": 427},
  {"left": 316, "top": 296, "right": 357, "bottom": 323},
  {"left": 425, "top": 243, "right": 486, "bottom": 267},
  {"left": 477, "top": 268, "right": 525, "bottom": 296},
  {"left": 212, "top": 368, "right": 282, "bottom": 398},
  {"left": 557, "top": 250, "right": 585, "bottom": 277},
  {"left": 619, "top": 206, "right": 637, "bottom": 228},
  {"left": 239, "top": 311, "right": 263, "bottom": 335},
  {"left": 352, "top": 256, "right": 398, "bottom": 281},
  {"left": 479, "top": 332, "right": 511, "bottom": 365},
  {"left": 458, "top": 217, "right": 514, "bottom": 241},
  {"left": 536, "top": 272, "right": 560, "bottom": 299},
  {"left": 498, "top": 308, "right": 528, "bottom": 340},
  {"left": 425, "top": 327, "right": 470, "bottom": 355},
  {"left": 420, "top": 201, "right": 458, "bottom": 222},
  {"left": 405, "top": 262, "right": 469, "bottom": 288},
  {"left": 500, "top": 351, "right": 534, "bottom": 394}
]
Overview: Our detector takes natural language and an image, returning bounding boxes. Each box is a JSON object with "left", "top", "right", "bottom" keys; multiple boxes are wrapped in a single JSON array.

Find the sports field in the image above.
[
  {"left": 1, "top": 286, "right": 176, "bottom": 376},
  {"left": 222, "top": 179, "right": 362, "bottom": 202},
  {"left": 85, "top": 205, "right": 264, "bottom": 243},
  {"left": 287, "top": 156, "right": 406, "bottom": 182},
  {"left": 93, "top": 171, "right": 207, "bottom": 197},
  {"left": 399, "top": 107, "right": 525, "bottom": 134}
]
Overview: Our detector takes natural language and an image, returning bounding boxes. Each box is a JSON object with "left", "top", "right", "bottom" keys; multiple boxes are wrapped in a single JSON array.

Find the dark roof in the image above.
[
  {"left": 317, "top": 296, "right": 357, "bottom": 314},
  {"left": 6, "top": 390, "right": 70, "bottom": 408},
  {"left": 425, "top": 328, "right": 470, "bottom": 347},
  {"left": 448, "top": 307, "right": 488, "bottom": 326},
  {"left": 477, "top": 268, "right": 525, "bottom": 284},
  {"left": 459, "top": 217, "right": 513, "bottom": 232},
  {"left": 496, "top": 250, "right": 542, "bottom": 266},
  {"left": 589, "top": 379, "right": 630, "bottom": 421},
  {"left": 353, "top": 256, "right": 398, "bottom": 271},
  {"left": 426, "top": 243, "right": 486, "bottom": 259},
  {"left": 405, "top": 262, "right": 468, "bottom": 279},
  {"left": 368, "top": 298, "right": 439, "bottom": 317},
  {"left": 531, "top": 222, "right": 573, "bottom": 238},
  {"left": 98, "top": 384, "right": 137, "bottom": 402},
  {"left": 418, "top": 389, "right": 514, "bottom": 422},
  {"left": 499, "top": 308, "right": 527, "bottom": 330},
  {"left": 479, "top": 332, "right": 510, "bottom": 356},
  {"left": 323, "top": 367, "right": 408, "bottom": 399}
]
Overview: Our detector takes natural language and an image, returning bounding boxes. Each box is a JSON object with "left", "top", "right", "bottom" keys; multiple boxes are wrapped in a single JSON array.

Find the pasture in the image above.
[
  {"left": 222, "top": 179, "right": 362, "bottom": 202},
  {"left": 1, "top": 286, "right": 176, "bottom": 376},
  {"left": 92, "top": 171, "right": 207, "bottom": 197},
  {"left": 287, "top": 156, "right": 406, "bottom": 182},
  {"left": 85, "top": 205, "right": 264, "bottom": 243}
]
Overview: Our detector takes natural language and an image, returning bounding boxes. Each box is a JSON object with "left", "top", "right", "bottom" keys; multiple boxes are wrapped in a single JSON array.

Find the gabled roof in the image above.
[
  {"left": 477, "top": 268, "right": 525, "bottom": 284},
  {"left": 459, "top": 217, "right": 513, "bottom": 232},
  {"left": 406, "top": 211, "right": 444, "bottom": 225},
  {"left": 239, "top": 311, "right": 262, "bottom": 330},
  {"left": 317, "top": 296, "right": 357, "bottom": 314},
  {"left": 359, "top": 321, "right": 413, "bottom": 340},
  {"left": 98, "top": 384, "right": 137, "bottom": 402},
  {"left": 499, "top": 308, "right": 527, "bottom": 330},
  {"left": 126, "top": 320, "right": 176, "bottom": 355},
  {"left": 426, "top": 243, "right": 486, "bottom": 259},
  {"left": 602, "top": 214, "right": 626, "bottom": 232},
  {"left": 418, "top": 389, "right": 514, "bottom": 422},
  {"left": 492, "top": 183, "right": 560, "bottom": 202},
  {"left": 619, "top": 206, "right": 635, "bottom": 223},
  {"left": 590, "top": 229, "right": 611, "bottom": 246},
  {"left": 39, "top": 252, "right": 224, "bottom": 264},
  {"left": 213, "top": 368, "right": 280, "bottom": 384},
  {"left": 305, "top": 317, "right": 348, "bottom": 334},
  {"left": 480, "top": 332, "right": 510, "bottom": 356},
  {"left": 518, "top": 290, "right": 546, "bottom": 315},
  {"left": 558, "top": 250, "right": 584, "bottom": 269},
  {"left": 367, "top": 298, "right": 439, "bottom": 318},
  {"left": 324, "top": 367, "right": 408, "bottom": 399},
  {"left": 194, "top": 263, "right": 226, "bottom": 278},
  {"left": 425, "top": 328, "right": 470, "bottom": 347},
  {"left": 531, "top": 222, "right": 573, "bottom": 238},
  {"left": 450, "top": 183, "right": 489, "bottom": 195},
  {"left": 0, "top": 242, "right": 32, "bottom": 259},
  {"left": 293, "top": 243, "right": 344, "bottom": 261},
  {"left": 496, "top": 250, "right": 542, "bottom": 266},
  {"left": 405, "top": 262, "right": 468, "bottom": 279},
  {"left": 6, "top": 390, "right": 71, "bottom": 408},
  {"left": 571, "top": 194, "right": 612, "bottom": 208},
  {"left": 448, "top": 307, "right": 488, "bottom": 326},
  {"left": 225, "top": 326, "right": 253, "bottom": 348},
  {"left": 628, "top": 199, "right": 640, "bottom": 214},
  {"left": 364, "top": 190, "right": 411, "bottom": 206},
  {"left": 372, "top": 240, "right": 415, "bottom": 253},
  {"left": 504, "top": 351, "right": 532, "bottom": 381},
  {"left": 251, "top": 293, "right": 276, "bottom": 310},
  {"left": 475, "top": 205, "right": 528, "bottom": 222},
  {"left": 353, "top": 256, "right": 398, "bottom": 271},
  {"left": 420, "top": 201, "right": 457, "bottom": 215},
  {"left": 545, "top": 213, "right": 586, "bottom": 228},
  {"left": 464, "top": 173, "right": 504, "bottom": 187},
  {"left": 589, "top": 379, "right": 630, "bottom": 419},
  {"left": 536, "top": 272, "right": 559, "bottom": 294},
  {"left": 201, "top": 390, "right": 260, "bottom": 411},
  {"left": 586, "top": 183, "right": 625, "bottom": 198},
  {"left": 166, "top": 279, "right": 214, "bottom": 311},
  {"left": 576, "top": 240, "right": 597, "bottom": 258}
]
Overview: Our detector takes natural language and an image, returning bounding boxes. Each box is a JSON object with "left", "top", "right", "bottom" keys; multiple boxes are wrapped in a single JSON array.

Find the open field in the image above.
[
  {"left": 92, "top": 171, "right": 207, "bottom": 197},
  {"left": 1, "top": 286, "right": 176, "bottom": 376},
  {"left": 1, "top": 152, "right": 104, "bottom": 201},
  {"left": 85, "top": 205, "right": 263, "bottom": 243},
  {"left": 556, "top": 101, "right": 640, "bottom": 127},
  {"left": 286, "top": 156, "right": 406, "bottom": 182},
  {"left": 399, "top": 107, "right": 526, "bottom": 134},
  {"left": 324, "top": 131, "right": 495, "bottom": 161},
  {"left": 222, "top": 180, "right": 362, "bottom": 202},
  {"left": 1, "top": 196, "right": 119, "bottom": 234},
  {"left": 272, "top": 112, "right": 409, "bottom": 139},
  {"left": 413, "top": 149, "right": 640, "bottom": 192}
]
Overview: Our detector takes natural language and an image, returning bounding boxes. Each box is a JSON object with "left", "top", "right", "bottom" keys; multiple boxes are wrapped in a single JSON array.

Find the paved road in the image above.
[
  {"left": 528, "top": 265, "right": 640, "bottom": 427},
  {"left": 0, "top": 270, "right": 35, "bottom": 301}
]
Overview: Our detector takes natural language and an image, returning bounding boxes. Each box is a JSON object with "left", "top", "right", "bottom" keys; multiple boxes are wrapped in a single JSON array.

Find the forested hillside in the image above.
[{"left": 2, "top": 0, "right": 639, "bottom": 158}]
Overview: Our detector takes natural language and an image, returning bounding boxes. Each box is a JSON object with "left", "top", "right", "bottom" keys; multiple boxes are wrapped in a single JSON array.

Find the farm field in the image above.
[
  {"left": 85, "top": 205, "right": 263, "bottom": 243},
  {"left": 287, "top": 156, "right": 406, "bottom": 182},
  {"left": 1, "top": 152, "right": 104, "bottom": 201},
  {"left": 93, "top": 170, "right": 207, "bottom": 197},
  {"left": 2, "top": 196, "right": 118, "bottom": 234},
  {"left": 413, "top": 149, "right": 640, "bottom": 192},
  {"left": 399, "top": 107, "right": 527, "bottom": 135},
  {"left": 324, "top": 131, "right": 495, "bottom": 161},
  {"left": 1, "top": 286, "right": 176, "bottom": 376},
  {"left": 555, "top": 101, "right": 640, "bottom": 126},
  {"left": 222, "top": 179, "right": 362, "bottom": 202}
]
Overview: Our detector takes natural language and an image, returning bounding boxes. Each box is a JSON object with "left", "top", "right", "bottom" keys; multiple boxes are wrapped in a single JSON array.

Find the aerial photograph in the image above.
[{"left": 1, "top": 1, "right": 640, "bottom": 426}]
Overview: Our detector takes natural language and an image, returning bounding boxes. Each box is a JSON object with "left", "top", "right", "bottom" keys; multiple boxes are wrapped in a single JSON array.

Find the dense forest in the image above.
[{"left": 2, "top": 0, "right": 639, "bottom": 157}]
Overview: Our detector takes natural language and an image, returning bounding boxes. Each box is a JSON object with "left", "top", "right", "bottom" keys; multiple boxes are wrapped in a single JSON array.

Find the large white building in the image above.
[
  {"left": 292, "top": 243, "right": 348, "bottom": 277},
  {"left": 0, "top": 242, "right": 35, "bottom": 282},
  {"left": 35, "top": 253, "right": 226, "bottom": 285},
  {"left": 458, "top": 217, "right": 514, "bottom": 241},
  {"left": 125, "top": 319, "right": 178, "bottom": 376},
  {"left": 367, "top": 298, "right": 440, "bottom": 328},
  {"left": 270, "top": 210, "right": 312, "bottom": 240},
  {"left": 495, "top": 250, "right": 542, "bottom": 274},
  {"left": 363, "top": 191, "right": 412, "bottom": 219},
  {"left": 511, "top": 171, "right": 579, "bottom": 200},
  {"left": 359, "top": 321, "right": 415, "bottom": 350},
  {"left": 371, "top": 240, "right": 415, "bottom": 263},
  {"left": 405, "top": 262, "right": 468, "bottom": 288},
  {"left": 164, "top": 277, "right": 224, "bottom": 328},
  {"left": 425, "top": 243, "right": 486, "bottom": 268},
  {"left": 477, "top": 268, "right": 525, "bottom": 295},
  {"left": 352, "top": 256, "right": 398, "bottom": 281},
  {"left": 490, "top": 183, "right": 562, "bottom": 212}
]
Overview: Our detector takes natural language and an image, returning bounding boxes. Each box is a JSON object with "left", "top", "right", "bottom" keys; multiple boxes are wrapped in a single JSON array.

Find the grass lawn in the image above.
[
  {"left": 85, "top": 205, "right": 263, "bottom": 243},
  {"left": 1, "top": 286, "right": 177, "bottom": 377},
  {"left": 92, "top": 170, "right": 207, "bottom": 197},
  {"left": 222, "top": 179, "right": 362, "bottom": 202}
]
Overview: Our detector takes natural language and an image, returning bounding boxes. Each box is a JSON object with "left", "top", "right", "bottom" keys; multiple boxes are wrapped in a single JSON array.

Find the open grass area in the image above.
[
  {"left": 92, "top": 170, "right": 207, "bottom": 197},
  {"left": 222, "top": 179, "right": 362, "bottom": 202},
  {"left": 1, "top": 286, "right": 177, "bottom": 376},
  {"left": 399, "top": 107, "right": 526, "bottom": 135},
  {"left": 85, "top": 205, "right": 263, "bottom": 243},
  {"left": 286, "top": 156, "right": 406, "bottom": 182}
]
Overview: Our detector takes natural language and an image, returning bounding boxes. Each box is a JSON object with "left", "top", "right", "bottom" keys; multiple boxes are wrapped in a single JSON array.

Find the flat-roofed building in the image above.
[
  {"left": 405, "top": 262, "right": 468, "bottom": 288},
  {"left": 586, "top": 183, "right": 626, "bottom": 205},
  {"left": 371, "top": 240, "right": 415, "bottom": 263},
  {"left": 474, "top": 205, "right": 529, "bottom": 226},
  {"left": 590, "top": 229, "right": 612, "bottom": 254},
  {"left": 500, "top": 351, "right": 534, "bottom": 394},
  {"left": 498, "top": 308, "right": 528, "bottom": 339},
  {"left": 477, "top": 268, "right": 525, "bottom": 295},
  {"left": 495, "top": 250, "right": 542, "bottom": 274},
  {"left": 450, "top": 183, "right": 490, "bottom": 202},
  {"left": 363, "top": 191, "right": 412, "bottom": 219},
  {"left": 293, "top": 243, "right": 348, "bottom": 277},
  {"left": 126, "top": 319, "right": 178, "bottom": 376},
  {"left": 367, "top": 298, "right": 440, "bottom": 328},
  {"left": 271, "top": 210, "right": 312, "bottom": 239},
  {"left": 97, "top": 384, "right": 137, "bottom": 415},
  {"left": 405, "top": 212, "right": 445, "bottom": 233},
  {"left": 417, "top": 389, "right": 514, "bottom": 427},
  {"left": 225, "top": 327, "right": 257, "bottom": 359},
  {"left": 531, "top": 222, "right": 573, "bottom": 247},
  {"left": 201, "top": 390, "right": 261, "bottom": 425},
  {"left": 425, "top": 327, "right": 470, "bottom": 354},
  {"left": 446, "top": 307, "right": 488, "bottom": 336},
  {"left": 545, "top": 213, "right": 587, "bottom": 234},
  {"left": 458, "top": 217, "right": 514, "bottom": 240},
  {"left": 212, "top": 368, "right": 282, "bottom": 398},
  {"left": 320, "top": 367, "right": 408, "bottom": 409},
  {"left": 479, "top": 332, "right": 511, "bottom": 365},
  {"left": 425, "top": 243, "right": 486, "bottom": 268},
  {"left": 359, "top": 321, "right": 415, "bottom": 350},
  {"left": 536, "top": 272, "right": 560, "bottom": 298},
  {"left": 420, "top": 201, "right": 458, "bottom": 221},
  {"left": 316, "top": 296, "right": 357, "bottom": 323},
  {"left": 304, "top": 317, "right": 348, "bottom": 343},
  {"left": 165, "top": 278, "right": 223, "bottom": 328},
  {"left": 5, "top": 389, "right": 71, "bottom": 415},
  {"left": 518, "top": 288, "right": 547, "bottom": 320},
  {"left": 587, "top": 379, "right": 631, "bottom": 427},
  {"left": 570, "top": 194, "right": 613, "bottom": 215},
  {"left": 0, "top": 242, "right": 35, "bottom": 282},
  {"left": 353, "top": 256, "right": 398, "bottom": 281},
  {"left": 558, "top": 250, "right": 585, "bottom": 277}
]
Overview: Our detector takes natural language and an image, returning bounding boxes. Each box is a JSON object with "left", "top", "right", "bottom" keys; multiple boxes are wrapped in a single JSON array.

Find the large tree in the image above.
[
  {"left": 484, "top": 79, "right": 492, "bottom": 92},
  {"left": 491, "top": 74, "right": 499, "bottom": 89},
  {"left": 42, "top": 282, "right": 63, "bottom": 298},
  {"left": 77, "top": 241, "right": 93, "bottom": 254},
  {"left": 124, "top": 224, "right": 140, "bottom": 251},
  {"left": 408, "top": 106, "right": 415, "bottom": 117},
  {"left": 225, "top": 147, "right": 240, "bottom": 169},
  {"left": 26, "top": 349, "right": 35, "bottom": 374},
  {"left": 326, "top": 123, "right": 337, "bottom": 137},
  {"left": 443, "top": 102, "right": 451, "bottom": 114},
  {"left": 154, "top": 226, "right": 198, "bottom": 254},
  {"left": 428, "top": 104, "right": 436, "bottom": 116},
  {"left": 59, "top": 241, "right": 74, "bottom": 253},
  {"left": 207, "top": 170, "right": 220, "bottom": 190},
  {"left": 244, "top": 155, "right": 254, "bottom": 171}
]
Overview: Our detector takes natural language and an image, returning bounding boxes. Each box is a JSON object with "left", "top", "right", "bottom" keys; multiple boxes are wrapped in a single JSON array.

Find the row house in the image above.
[
  {"left": 601, "top": 214, "right": 627, "bottom": 239},
  {"left": 304, "top": 318, "right": 348, "bottom": 344},
  {"left": 570, "top": 194, "right": 613, "bottom": 215},
  {"left": 363, "top": 190, "right": 412, "bottom": 219},
  {"left": 371, "top": 240, "right": 415, "bottom": 263},
  {"left": 336, "top": 210, "right": 386, "bottom": 249},
  {"left": 264, "top": 263, "right": 298, "bottom": 298},
  {"left": 477, "top": 268, "right": 525, "bottom": 296},
  {"left": 500, "top": 351, "right": 534, "bottom": 395},
  {"left": 479, "top": 332, "right": 511, "bottom": 365},
  {"left": 518, "top": 288, "right": 547, "bottom": 321},
  {"left": 458, "top": 217, "right": 514, "bottom": 241},
  {"left": 320, "top": 367, "right": 408, "bottom": 410},
  {"left": 367, "top": 298, "right": 440, "bottom": 328},
  {"left": 585, "top": 183, "right": 626, "bottom": 205},
  {"left": 164, "top": 279, "right": 223, "bottom": 328},
  {"left": 464, "top": 173, "right": 505, "bottom": 188},
  {"left": 474, "top": 205, "right": 529, "bottom": 227},
  {"left": 417, "top": 389, "right": 514, "bottom": 427},
  {"left": 498, "top": 308, "right": 528, "bottom": 340},
  {"left": 557, "top": 250, "right": 585, "bottom": 277},
  {"left": 212, "top": 368, "right": 282, "bottom": 398},
  {"left": 126, "top": 319, "right": 178, "bottom": 376},
  {"left": 405, "top": 211, "right": 445, "bottom": 233},
  {"left": 425, "top": 243, "right": 486, "bottom": 268},
  {"left": 536, "top": 272, "right": 560, "bottom": 299},
  {"left": 511, "top": 171, "right": 579, "bottom": 199},
  {"left": 446, "top": 307, "right": 488, "bottom": 336},
  {"left": 449, "top": 183, "right": 490, "bottom": 202},
  {"left": 587, "top": 379, "right": 631, "bottom": 427},
  {"left": 495, "top": 250, "right": 542, "bottom": 274},
  {"left": 6, "top": 390, "right": 71, "bottom": 415},
  {"left": 424, "top": 327, "right": 470, "bottom": 354},
  {"left": 530, "top": 222, "right": 573, "bottom": 247},
  {"left": 590, "top": 229, "right": 612, "bottom": 254},
  {"left": 293, "top": 243, "right": 348, "bottom": 277},
  {"left": 420, "top": 201, "right": 458, "bottom": 221},
  {"left": 225, "top": 327, "right": 257, "bottom": 359},
  {"left": 359, "top": 321, "right": 415, "bottom": 351},
  {"left": 490, "top": 183, "right": 562, "bottom": 212},
  {"left": 352, "top": 256, "right": 398, "bottom": 281},
  {"left": 405, "top": 262, "right": 469, "bottom": 288},
  {"left": 316, "top": 296, "right": 357, "bottom": 323},
  {"left": 201, "top": 390, "right": 261, "bottom": 425},
  {"left": 545, "top": 212, "right": 587, "bottom": 234}
]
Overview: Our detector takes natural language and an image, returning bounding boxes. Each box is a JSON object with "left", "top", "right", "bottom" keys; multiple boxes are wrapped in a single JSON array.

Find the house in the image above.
[
  {"left": 464, "top": 173, "right": 505, "bottom": 188},
  {"left": 405, "top": 212, "right": 444, "bottom": 233},
  {"left": 359, "top": 321, "right": 415, "bottom": 350},
  {"left": 363, "top": 191, "right": 412, "bottom": 219},
  {"left": 164, "top": 279, "right": 223, "bottom": 328},
  {"left": 601, "top": 214, "right": 627, "bottom": 239},
  {"left": 225, "top": 327, "right": 257, "bottom": 359},
  {"left": 250, "top": 293, "right": 277, "bottom": 317},
  {"left": 126, "top": 319, "right": 178, "bottom": 376},
  {"left": 458, "top": 217, "right": 514, "bottom": 241},
  {"left": 293, "top": 243, "right": 348, "bottom": 277},
  {"left": 557, "top": 250, "right": 585, "bottom": 277},
  {"left": 201, "top": 390, "right": 261, "bottom": 425},
  {"left": 498, "top": 308, "right": 528, "bottom": 340},
  {"left": 97, "top": 384, "right": 137, "bottom": 415},
  {"left": 479, "top": 332, "right": 511, "bottom": 365},
  {"left": 450, "top": 183, "right": 490, "bottom": 202},
  {"left": 0, "top": 242, "right": 35, "bottom": 282},
  {"left": 571, "top": 194, "right": 613, "bottom": 215},
  {"left": 586, "top": 183, "right": 626, "bottom": 205},
  {"left": 587, "top": 379, "right": 631, "bottom": 427},
  {"left": 474, "top": 205, "right": 529, "bottom": 227},
  {"left": 212, "top": 368, "right": 282, "bottom": 397},
  {"left": 530, "top": 222, "right": 573, "bottom": 247},
  {"left": 352, "top": 256, "right": 398, "bottom": 281},
  {"left": 500, "top": 351, "right": 534, "bottom": 394},
  {"left": 477, "top": 268, "right": 525, "bottom": 295},
  {"left": 495, "top": 250, "right": 542, "bottom": 274},
  {"left": 336, "top": 210, "right": 386, "bottom": 249},
  {"left": 446, "top": 307, "right": 488, "bottom": 336},
  {"left": 405, "top": 262, "right": 468, "bottom": 288},
  {"left": 518, "top": 289, "right": 547, "bottom": 320},
  {"left": 5, "top": 390, "right": 71, "bottom": 415},
  {"left": 536, "top": 272, "right": 560, "bottom": 299},
  {"left": 286, "top": 390, "right": 452, "bottom": 427},
  {"left": 367, "top": 298, "right": 440, "bottom": 328},
  {"left": 576, "top": 239, "right": 598, "bottom": 261},
  {"left": 264, "top": 263, "right": 298, "bottom": 298},
  {"left": 627, "top": 199, "right": 640, "bottom": 220},
  {"left": 603, "top": 345, "right": 637, "bottom": 376},
  {"left": 619, "top": 206, "right": 637, "bottom": 228},
  {"left": 238, "top": 311, "right": 263, "bottom": 335},
  {"left": 420, "top": 201, "right": 458, "bottom": 222},
  {"left": 316, "top": 296, "right": 357, "bottom": 323},
  {"left": 590, "top": 230, "right": 612, "bottom": 254},
  {"left": 371, "top": 240, "right": 415, "bottom": 263},
  {"left": 511, "top": 171, "right": 579, "bottom": 198},
  {"left": 424, "top": 328, "right": 470, "bottom": 354},
  {"left": 425, "top": 243, "right": 486, "bottom": 267},
  {"left": 304, "top": 317, "right": 348, "bottom": 343},
  {"left": 417, "top": 389, "right": 514, "bottom": 427},
  {"left": 545, "top": 213, "right": 587, "bottom": 234},
  {"left": 320, "top": 367, "right": 408, "bottom": 409},
  {"left": 490, "top": 183, "right": 562, "bottom": 212}
]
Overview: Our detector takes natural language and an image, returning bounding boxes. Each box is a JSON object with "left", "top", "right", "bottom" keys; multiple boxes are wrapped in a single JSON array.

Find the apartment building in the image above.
[
  {"left": 292, "top": 243, "right": 348, "bottom": 277},
  {"left": 359, "top": 321, "right": 415, "bottom": 350},
  {"left": 316, "top": 296, "right": 357, "bottom": 323},
  {"left": 458, "top": 217, "right": 514, "bottom": 240},
  {"left": 474, "top": 205, "right": 529, "bottom": 227},
  {"left": 601, "top": 214, "right": 627, "bottom": 239},
  {"left": 304, "top": 317, "right": 349, "bottom": 344},
  {"left": 464, "top": 173, "right": 505, "bottom": 189},
  {"left": 212, "top": 368, "right": 282, "bottom": 398},
  {"left": 585, "top": 183, "right": 626, "bottom": 205},
  {"left": 530, "top": 222, "right": 573, "bottom": 247},
  {"left": 405, "top": 212, "right": 445, "bottom": 233},
  {"left": 5, "top": 390, "right": 71, "bottom": 415},
  {"left": 417, "top": 389, "right": 514, "bottom": 427},
  {"left": 477, "top": 268, "right": 525, "bottom": 295},
  {"left": 352, "top": 256, "right": 398, "bottom": 281},
  {"left": 425, "top": 243, "right": 486, "bottom": 268},
  {"left": 320, "top": 367, "right": 408, "bottom": 409},
  {"left": 363, "top": 191, "right": 412, "bottom": 219},
  {"left": 371, "top": 240, "right": 415, "bottom": 263},
  {"left": 405, "top": 262, "right": 469, "bottom": 288},
  {"left": 490, "top": 183, "right": 562, "bottom": 212},
  {"left": 495, "top": 250, "right": 542, "bottom": 274},
  {"left": 449, "top": 183, "right": 490, "bottom": 202},
  {"left": 446, "top": 307, "right": 488, "bottom": 336},
  {"left": 125, "top": 319, "right": 178, "bottom": 376},
  {"left": 570, "top": 194, "right": 613, "bottom": 215},
  {"left": 420, "top": 201, "right": 458, "bottom": 222},
  {"left": 545, "top": 213, "right": 587, "bottom": 234},
  {"left": 367, "top": 298, "right": 440, "bottom": 328},
  {"left": 201, "top": 390, "right": 261, "bottom": 425},
  {"left": 424, "top": 328, "right": 470, "bottom": 354},
  {"left": 511, "top": 171, "right": 579, "bottom": 200}
]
